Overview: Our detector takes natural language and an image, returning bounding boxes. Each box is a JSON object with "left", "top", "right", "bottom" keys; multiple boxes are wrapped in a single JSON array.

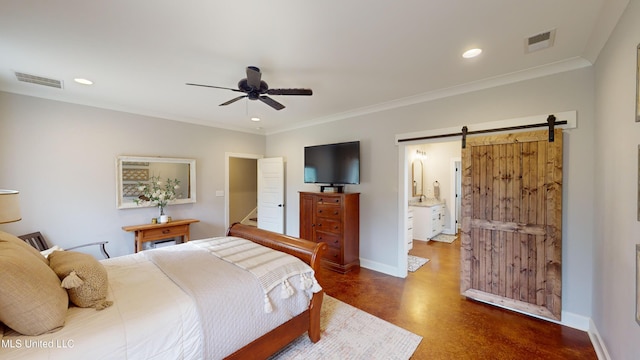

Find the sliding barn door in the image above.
[{"left": 460, "top": 129, "right": 563, "bottom": 320}]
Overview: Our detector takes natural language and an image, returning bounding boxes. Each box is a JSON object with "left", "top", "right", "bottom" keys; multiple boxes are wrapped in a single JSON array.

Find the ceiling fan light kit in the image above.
[{"left": 187, "top": 66, "right": 312, "bottom": 111}]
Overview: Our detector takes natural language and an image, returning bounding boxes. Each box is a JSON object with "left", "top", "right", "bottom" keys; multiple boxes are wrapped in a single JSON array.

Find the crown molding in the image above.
[{"left": 267, "top": 57, "right": 592, "bottom": 135}]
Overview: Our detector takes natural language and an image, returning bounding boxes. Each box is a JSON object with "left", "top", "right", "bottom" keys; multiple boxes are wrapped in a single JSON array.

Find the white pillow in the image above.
[{"left": 40, "top": 245, "right": 63, "bottom": 259}]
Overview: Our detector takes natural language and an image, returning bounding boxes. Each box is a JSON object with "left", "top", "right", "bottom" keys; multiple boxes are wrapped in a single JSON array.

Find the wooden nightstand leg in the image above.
[{"left": 135, "top": 233, "right": 141, "bottom": 253}]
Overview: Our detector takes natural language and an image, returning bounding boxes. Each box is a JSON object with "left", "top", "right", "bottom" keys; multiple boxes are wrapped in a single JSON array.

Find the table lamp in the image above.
[{"left": 0, "top": 190, "right": 21, "bottom": 224}]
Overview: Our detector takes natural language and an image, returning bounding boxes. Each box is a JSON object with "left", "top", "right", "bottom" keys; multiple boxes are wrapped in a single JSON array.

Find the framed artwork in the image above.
[{"left": 637, "top": 244, "right": 640, "bottom": 325}]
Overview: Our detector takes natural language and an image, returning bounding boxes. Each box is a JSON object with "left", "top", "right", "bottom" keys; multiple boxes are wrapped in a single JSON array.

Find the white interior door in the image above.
[{"left": 257, "top": 157, "right": 284, "bottom": 233}]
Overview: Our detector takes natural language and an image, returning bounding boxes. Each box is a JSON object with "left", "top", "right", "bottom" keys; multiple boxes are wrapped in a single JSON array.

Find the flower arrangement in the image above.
[{"left": 134, "top": 176, "right": 181, "bottom": 215}]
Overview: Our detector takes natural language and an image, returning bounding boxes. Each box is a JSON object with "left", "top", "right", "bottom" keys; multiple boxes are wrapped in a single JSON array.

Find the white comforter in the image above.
[{"left": 1, "top": 239, "right": 317, "bottom": 360}]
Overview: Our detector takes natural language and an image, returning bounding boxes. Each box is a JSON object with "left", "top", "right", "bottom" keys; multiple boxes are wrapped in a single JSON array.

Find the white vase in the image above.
[{"left": 158, "top": 206, "right": 168, "bottom": 224}]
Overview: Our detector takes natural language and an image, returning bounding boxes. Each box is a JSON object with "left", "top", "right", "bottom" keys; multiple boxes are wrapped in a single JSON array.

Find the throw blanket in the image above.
[
  {"left": 189, "top": 236, "right": 322, "bottom": 312},
  {"left": 145, "top": 241, "right": 319, "bottom": 359}
]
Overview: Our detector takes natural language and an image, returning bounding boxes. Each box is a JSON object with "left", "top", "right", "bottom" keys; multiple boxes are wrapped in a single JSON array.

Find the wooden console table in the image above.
[{"left": 122, "top": 218, "right": 200, "bottom": 253}]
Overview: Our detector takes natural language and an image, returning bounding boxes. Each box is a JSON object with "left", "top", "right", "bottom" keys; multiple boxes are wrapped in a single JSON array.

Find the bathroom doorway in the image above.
[
  {"left": 406, "top": 141, "right": 461, "bottom": 236},
  {"left": 399, "top": 140, "right": 461, "bottom": 278}
]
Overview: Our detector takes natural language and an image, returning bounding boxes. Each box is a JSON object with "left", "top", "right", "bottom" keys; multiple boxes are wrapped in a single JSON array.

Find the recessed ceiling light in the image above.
[
  {"left": 251, "top": 117, "right": 261, "bottom": 122},
  {"left": 74, "top": 78, "right": 93, "bottom": 85},
  {"left": 462, "top": 48, "right": 482, "bottom": 59}
]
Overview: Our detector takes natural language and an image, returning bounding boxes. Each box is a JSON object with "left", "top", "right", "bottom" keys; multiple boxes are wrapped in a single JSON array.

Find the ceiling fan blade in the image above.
[
  {"left": 267, "top": 88, "right": 313, "bottom": 96},
  {"left": 186, "top": 83, "right": 244, "bottom": 93},
  {"left": 246, "top": 66, "right": 262, "bottom": 90},
  {"left": 219, "top": 95, "right": 247, "bottom": 106},
  {"left": 259, "top": 96, "right": 285, "bottom": 110}
]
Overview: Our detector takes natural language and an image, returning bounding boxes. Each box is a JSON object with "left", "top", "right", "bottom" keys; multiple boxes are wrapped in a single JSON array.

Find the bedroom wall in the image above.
[
  {"left": 0, "top": 91, "right": 265, "bottom": 258},
  {"left": 593, "top": 0, "right": 640, "bottom": 358},
  {"left": 267, "top": 66, "right": 596, "bottom": 326}
]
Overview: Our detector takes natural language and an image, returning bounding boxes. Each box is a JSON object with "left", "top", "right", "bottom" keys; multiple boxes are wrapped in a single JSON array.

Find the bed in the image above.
[{"left": 0, "top": 223, "right": 328, "bottom": 359}]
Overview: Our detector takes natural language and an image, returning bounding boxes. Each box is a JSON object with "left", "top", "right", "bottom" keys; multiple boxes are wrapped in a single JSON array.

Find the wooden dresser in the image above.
[{"left": 299, "top": 192, "right": 359, "bottom": 273}]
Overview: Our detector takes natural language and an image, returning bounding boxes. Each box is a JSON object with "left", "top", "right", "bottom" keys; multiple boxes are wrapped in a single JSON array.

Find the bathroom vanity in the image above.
[{"left": 410, "top": 200, "right": 445, "bottom": 241}]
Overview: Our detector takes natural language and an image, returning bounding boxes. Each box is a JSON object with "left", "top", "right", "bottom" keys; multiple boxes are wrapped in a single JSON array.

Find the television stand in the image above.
[{"left": 320, "top": 185, "right": 344, "bottom": 193}]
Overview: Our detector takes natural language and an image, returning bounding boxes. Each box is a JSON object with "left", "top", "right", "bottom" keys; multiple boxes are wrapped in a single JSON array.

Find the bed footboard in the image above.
[
  {"left": 226, "top": 223, "right": 326, "bottom": 277},
  {"left": 225, "top": 223, "right": 327, "bottom": 359}
]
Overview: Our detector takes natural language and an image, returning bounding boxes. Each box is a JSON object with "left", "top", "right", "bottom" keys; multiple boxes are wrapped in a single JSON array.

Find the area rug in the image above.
[
  {"left": 430, "top": 233, "right": 457, "bottom": 243},
  {"left": 407, "top": 255, "right": 430, "bottom": 272},
  {"left": 271, "top": 295, "right": 422, "bottom": 359}
]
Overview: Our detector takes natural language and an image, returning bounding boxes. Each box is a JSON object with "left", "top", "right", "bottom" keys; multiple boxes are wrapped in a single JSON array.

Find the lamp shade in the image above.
[{"left": 0, "top": 190, "right": 21, "bottom": 224}]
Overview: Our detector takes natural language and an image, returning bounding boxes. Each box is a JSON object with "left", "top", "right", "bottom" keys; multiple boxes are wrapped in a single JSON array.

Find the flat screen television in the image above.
[{"left": 304, "top": 141, "right": 360, "bottom": 187}]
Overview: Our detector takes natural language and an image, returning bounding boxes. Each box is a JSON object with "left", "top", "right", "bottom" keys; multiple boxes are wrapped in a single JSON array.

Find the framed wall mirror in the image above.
[
  {"left": 412, "top": 159, "right": 423, "bottom": 197},
  {"left": 116, "top": 156, "right": 196, "bottom": 209}
]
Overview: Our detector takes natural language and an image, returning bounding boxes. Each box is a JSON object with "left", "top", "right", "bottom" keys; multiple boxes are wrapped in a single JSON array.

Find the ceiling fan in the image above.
[{"left": 186, "top": 66, "right": 312, "bottom": 111}]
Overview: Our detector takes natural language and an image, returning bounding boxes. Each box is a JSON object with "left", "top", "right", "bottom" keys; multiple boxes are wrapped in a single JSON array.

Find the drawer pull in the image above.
[
  {"left": 162, "top": 229, "right": 171, "bottom": 234},
  {"left": 334, "top": 211, "right": 339, "bottom": 215}
]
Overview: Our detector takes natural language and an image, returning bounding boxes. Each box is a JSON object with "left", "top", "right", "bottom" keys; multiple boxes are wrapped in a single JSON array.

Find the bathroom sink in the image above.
[{"left": 409, "top": 198, "right": 443, "bottom": 207}]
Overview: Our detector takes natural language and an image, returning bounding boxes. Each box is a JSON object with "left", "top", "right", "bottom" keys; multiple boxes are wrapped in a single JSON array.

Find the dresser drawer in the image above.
[
  {"left": 140, "top": 224, "right": 189, "bottom": 242},
  {"left": 316, "top": 196, "right": 342, "bottom": 206},
  {"left": 316, "top": 204, "right": 342, "bottom": 219},
  {"left": 322, "top": 246, "right": 343, "bottom": 263},
  {"left": 315, "top": 231, "right": 342, "bottom": 249},
  {"left": 316, "top": 217, "right": 342, "bottom": 233}
]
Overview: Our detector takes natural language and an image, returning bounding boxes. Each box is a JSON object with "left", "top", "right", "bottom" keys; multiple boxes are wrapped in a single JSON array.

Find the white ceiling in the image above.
[{"left": 0, "top": 1, "right": 626, "bottom": 134}]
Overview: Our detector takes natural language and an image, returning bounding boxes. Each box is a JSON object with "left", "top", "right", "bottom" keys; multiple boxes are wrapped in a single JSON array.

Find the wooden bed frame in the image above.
[{"left": 224, "top": 223, "right": 328, "bottom": 360}]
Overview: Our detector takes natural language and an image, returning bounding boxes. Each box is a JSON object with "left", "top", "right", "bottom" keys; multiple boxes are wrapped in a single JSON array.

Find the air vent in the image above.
[
  {"left": 525, "top": 29, "right": 556, "bottom": 53},
  {"left": 14, "top": 72, "right": 63, "bottom": 89}
]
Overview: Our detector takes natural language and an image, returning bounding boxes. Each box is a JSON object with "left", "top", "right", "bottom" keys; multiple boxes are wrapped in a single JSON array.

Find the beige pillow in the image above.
[
  {"left": 0, "top": 231, "right": 68, "bottom": 335},
  {"left": 0, "top": 230, "right": 49, "bottom": 265},
  {"left": 48, "top": 251, "right": 113, "bottom": 310}
]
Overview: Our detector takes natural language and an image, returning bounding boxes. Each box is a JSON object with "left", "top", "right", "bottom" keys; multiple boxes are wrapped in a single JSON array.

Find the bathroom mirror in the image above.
[
  {"left": 412, "top": 159, "right": 423, "bottom": 197},
  {"left": 116, "top": 156, "right": 196, "bottom": 209}
]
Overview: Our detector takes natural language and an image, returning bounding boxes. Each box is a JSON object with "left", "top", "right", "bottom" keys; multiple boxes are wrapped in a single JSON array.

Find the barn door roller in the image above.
[
  {"left": 547, "top": 114, "right": 556, "bottom": 142},
  {"left": 461, "top": 126, "right": 468, "bottom": 149}
]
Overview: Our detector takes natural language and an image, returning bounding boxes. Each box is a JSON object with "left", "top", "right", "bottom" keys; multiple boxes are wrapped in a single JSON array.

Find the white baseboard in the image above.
[
  {"left": 360, "top": 258, "right": 404, "bottom": 277},
  {"left": 561, "top": 310, "right": 590, "bottom": 331},
  {"left": 443, "top": 227, "right": 456, "bottom": 235},
  {"left": 588, "top": 319, "right": 611, "bottom": 360}
]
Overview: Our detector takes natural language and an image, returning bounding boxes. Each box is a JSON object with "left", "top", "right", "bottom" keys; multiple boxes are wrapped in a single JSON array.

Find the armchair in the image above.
[{"left": 18, "top": 231, "right": 110, "bottom": 259}]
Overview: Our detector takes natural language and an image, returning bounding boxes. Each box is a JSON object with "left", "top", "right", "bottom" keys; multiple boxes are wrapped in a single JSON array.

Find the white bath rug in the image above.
[
  {"left": 407, "top": 255, "right": 429, "bottom": 272},
  {"left": 430, "top": 233, "right": 457, "bottom": 243}
]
